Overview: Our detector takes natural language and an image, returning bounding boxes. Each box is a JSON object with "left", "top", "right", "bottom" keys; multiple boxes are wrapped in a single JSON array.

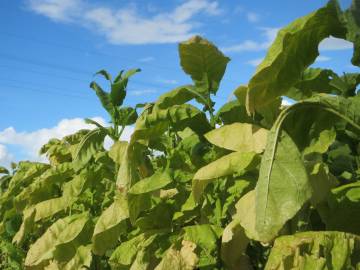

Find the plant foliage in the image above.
[{"left": 1, "top": 0, "right": 360, "bottom": 269}]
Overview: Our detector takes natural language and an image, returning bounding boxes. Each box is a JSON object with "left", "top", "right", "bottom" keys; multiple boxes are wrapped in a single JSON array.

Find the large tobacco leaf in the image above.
[
  {"left": 204, "top": 123, "right": 268, "bottom": 153},
  {"left": 179, "top": 36, "right": 230, "bottom": 94},
  {"left": 252, "top": 95, "right": 360, "bottom": 242},
  {"left": 192, "top": 151, "right": 260, "bottom": 202},
  {"left": 24, "top": 213, "right": 90, "bottom": 269},
  {"left": 246, "top": 1, "right": 346, "bottom": 113},
  {"left": 92, "top": 195, "right": 129, "bottom": 255}
]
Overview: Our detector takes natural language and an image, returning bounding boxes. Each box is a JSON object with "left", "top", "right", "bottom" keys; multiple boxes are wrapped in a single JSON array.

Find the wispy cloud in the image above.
[
  {"left": 26, "top": 0, "right": 222, "bottom": 45},
  {"left": 137, "top": 56, "right": 155, "bottom": 63},
  {"left": 156, "top": 78, "right": 178, "bottom": 85},
  {"left": 316, "top": 55, "right": 331, "bottom": 62},
  {"left": 129, "top": 89, "right": 157, "bottom": 96},
  {"left": 319, "top": 37, "right": 353, "bottom": 51},
  {"left": 0, "top": 144, "right": 14, "bottom": 168},
  {"left": 246, "top": 12, "right": 260, "bottom": 23},
  {"left": 246, "top": 58, "right": 263, "bottom": 66},
  {"left": 222, "top": 27, "right": 279, "bottom": 53}
]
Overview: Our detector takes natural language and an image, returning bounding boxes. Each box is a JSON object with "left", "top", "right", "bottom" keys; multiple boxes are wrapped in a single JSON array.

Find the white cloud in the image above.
[
  {"left": 222, "top": 27, "right": 279, "bottom": 53},
  {"left": 246, "top": 58, "right": 263, "bottom": 66},
  {"left": 0, "top": 144, "right": 14, "bottom": 168},
  {"left": 246, "top": 12, "right": 260, "bottom": 23},
  {"left": 138, "top": 56, "right": 155, "bottom": 63},
  {"left": 0, "top": 117, "right": 135, "bottom": 163},
  {"left": 27, "top": 0, "right": 82, "bottom": 22},
  {"left": 319, "top": 37, "right": 353, "bottom": 51},
  {"left": 316, "top": 55, "right": 331, "bottom": 62},
  {"left": 26, "top": 0, "right": 222, "bottom": 45},
  {"left": 129, "top": 89, "right": 157, "bottom": 96},
  {"left": 156, "top": 78, "right": 178, "bottom": 85},
  {"left": 0, "top": 117, "right": 107, "bottom": 161}
]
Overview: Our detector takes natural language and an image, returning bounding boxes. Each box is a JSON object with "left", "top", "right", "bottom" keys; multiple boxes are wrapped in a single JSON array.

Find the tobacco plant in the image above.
[{"left": 1, "top": 0, "right": 360, "bottom": 269}]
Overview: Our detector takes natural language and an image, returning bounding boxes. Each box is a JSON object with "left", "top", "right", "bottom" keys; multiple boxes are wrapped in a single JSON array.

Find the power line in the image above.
[
  {"left": 0, "top": 82, "right": 92, "bottom": 100},
  {"left": 1, "top": 31, "right": 241, "bottom": 85},
  {"left": 0, "top": 31, "right": 175, "bottom": 71}
]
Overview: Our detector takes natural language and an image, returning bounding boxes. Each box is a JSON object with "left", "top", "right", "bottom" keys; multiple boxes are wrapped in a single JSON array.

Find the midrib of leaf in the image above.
[{"left": 259, "top": 98, "right": 360, "bottom": 228}]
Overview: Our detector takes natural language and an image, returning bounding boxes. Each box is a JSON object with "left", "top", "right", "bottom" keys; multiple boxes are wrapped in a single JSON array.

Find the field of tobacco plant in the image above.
[{"left": 0, "top": 0, "right": 360, "bottom": 269}]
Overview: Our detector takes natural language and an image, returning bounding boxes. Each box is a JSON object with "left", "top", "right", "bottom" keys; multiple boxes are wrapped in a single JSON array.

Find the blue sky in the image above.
[{"left": 0, "top": 0, "right": 357, "bottom": 166}]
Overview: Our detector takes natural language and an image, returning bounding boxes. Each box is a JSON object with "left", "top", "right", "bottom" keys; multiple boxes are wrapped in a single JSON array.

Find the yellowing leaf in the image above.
[
  {"left": 205, "top": 123, "right": 268, "bottom": 153},
  {"left": 192, "top": 151, "right": 260, "bottom": 202}
]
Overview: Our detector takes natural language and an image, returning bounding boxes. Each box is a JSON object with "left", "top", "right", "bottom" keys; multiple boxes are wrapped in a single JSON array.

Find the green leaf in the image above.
[
  {"left": 192, "top": 151, "right": 260, "bottom": 202},
  {"left": 95, "top": 69, "right": 112, "bottom": 81},
  {"left": 254, "top": 130, "right": 311, "bottom": 242},
  {"left": 92, "top": 195, "right": 129, "bottom": 255},
  {"left": 155, "top": 240, "right": 198, "bottom": 270},
  {"left": 234, "top": 190, "right": 260, "bottom": 241},
  {"left": 307, "top": 162, "right": 338, "bottom": 207},
  {"left": 286, "top": 68, "right": 340, "bottom": 100},
  {"left": 318, "top": 182, "right": 360, "bottom": 234},
  {"left": 12, "top": 208, "right": 35, "bottom": 245},
  {"left": 154, "top": 85, "right": 196, "bottom": 110},
  {"left": 32, "top": 170, "right": 92, "bottom": 221},
  {"left": 111, "top": 68, "right": 140, "bottom": 106},
  {"left": 246, "top": 1, "right": 346, "bottom": 113},
  {"left": 89, "top": 81, "right": 114, "bottom": 115},
  {"left": 24, "top": 213, "right": 90, "bottom": 269},
  {"left": 215, "top": 100, "right": 253, "bottom": 125},
  {"left": 342, "top": 0, "right": 360, "bottom": 66},
  {"left": 129, "top": 170, "right": 173, "bottom": 195},
  {"left": 117, "top": 107, "right": 138, "bottom": 126},
  {"left": 221, "top": 219, "right": 252, "bottom": 270},
  {"left": 179, "top": 36, "right": 230, "bottom": 94},
  {"left": 205, "top": 123, "right": 268, "bottom": 153},
  {"left": 182, "top": 225, "right": 221, "bottom": 267},
  {"left": 73, "top": 128, "right": 107, "bottom": 171},
  {"left": 62, "top": 244, "right": 92, "bottom": 270},
  {"left": 0, "top": 166, "right": 9, "bottom": 175},
  {"left": 251, "top": 95, "right": 360, "bottom": 242},
  {"left": 109, "top": 234, "right": 151, "bottom": 269},
  {"left": 264, "top": 231, "right": 360, "bottom": 270},
  {"left": 108, "top": 140, "right": 128, "bottom": 165}
]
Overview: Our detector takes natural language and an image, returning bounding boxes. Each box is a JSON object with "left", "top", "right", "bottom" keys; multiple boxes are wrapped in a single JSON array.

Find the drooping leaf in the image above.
[
  {"left": 285, "top": 68, "right": 340, "bottom": 100},
  {"left": 204, "top": 123, "right": 268, "bottom": 153},
  {"left": 215, "top": 100, "right": 253, "bottom": 125},
  {"left": 62, "top": 244, "right": 92, "bottom": 270},
  {"left": 154, "top": 240, "right": 198, "bottom": 270},
  {"left": 182, "top": 225, "right": 222, "bottom": 268},
  {"left": 179, "top": 36, "right": 230, "bottom": 94},
  {"left": 234, "top": 190, "right": 260, "bottom": 241},
  {"left": 264, "top": 231, "right": 360, "bottom": 270},
  {"left": 95, "top": 69, "right": 112, "bottom": 81},
  {"left": 111, "top": 68, "right": 140, "bottom": 106},
  {"left": 318, "top": 182, "right": 360, "bottom": 234},
  {"left": 254, "top": 130, "right": 311, "bottom": 242},
  {"left": 92, "top": 195, "right": 129, "bottom": 255},
  {"left": 108, "top": 140, "right": 128, "bottom": 165},
  {"left": 341, "top": 0, "right": 360, "bottom": 66},
  {"left": 129, "top": 170, "right": 173, "bottom": 195},
  {"left": 89, "top": 81, "right": 114, "bottom": 115},
  {"left": 192, "top": 151, "right": 260, "bottom": 202},
  {"left": 73, "top": 128, "right": 107, "bottom": 171},
  {"left": 24, "top": 213, "right": 90, "bottom": 269},
  {"left": 154, "top": 85, "right": 196, "bottom": 110},
  {"left": 0, "top": 166, "right": 9, "bottom": 175},
  {"left": 251, "top": 95, "right": 360, "bottom": 242},
  {"left": 246, "top": 1, "right": 346, "bottom": 113},
  {"left": 221, "top": 219, "right": 252, "bottom": 270}
]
